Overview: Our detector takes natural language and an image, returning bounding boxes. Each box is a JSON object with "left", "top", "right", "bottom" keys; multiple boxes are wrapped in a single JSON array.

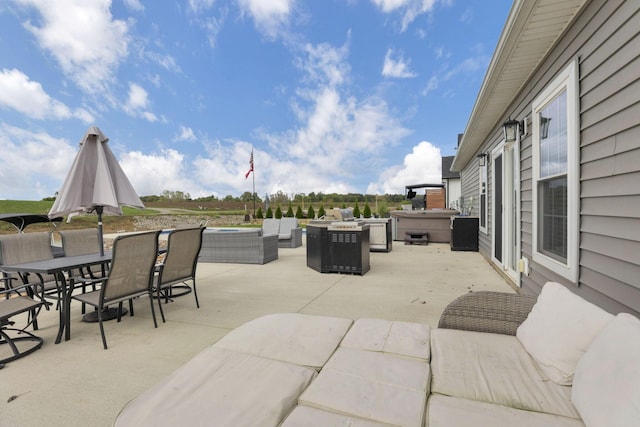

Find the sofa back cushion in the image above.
[
  {"left": 516, "top": 282, "right": 613, "bottom": 385},
  {"left": 262, "top": 218, "right": 280, "bottom": 236},
  {"left": 571, "top": 313, "right": 640, "bottom": 427}
]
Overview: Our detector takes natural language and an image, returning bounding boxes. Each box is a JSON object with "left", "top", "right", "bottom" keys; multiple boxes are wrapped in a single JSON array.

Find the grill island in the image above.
[{"left": 307, "top": 220, "right": 370, "bottom": 275}]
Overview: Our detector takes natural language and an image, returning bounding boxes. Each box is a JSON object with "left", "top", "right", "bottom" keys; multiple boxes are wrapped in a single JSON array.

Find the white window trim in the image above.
[
  {"left": 479, "top": 160, "right": 488, "bottom": 234},
  {"left": 531, "top": 59, "right": 580, "bottom": 283}
]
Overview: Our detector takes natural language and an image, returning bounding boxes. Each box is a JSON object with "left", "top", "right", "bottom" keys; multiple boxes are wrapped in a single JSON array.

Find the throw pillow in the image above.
[
  {"left": 572, "top": 313, "right": 640, "bottom": 427},
  {"left": 516, "top": 282, "right": 613, "bottom": 385}
]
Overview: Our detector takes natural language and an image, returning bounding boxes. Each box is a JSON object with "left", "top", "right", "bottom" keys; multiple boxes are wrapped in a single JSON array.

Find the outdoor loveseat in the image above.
[
  {"left": 262, "top": 218, "right": 303, "bottom": 248},
  {"left": 115, "top": 282, "right": 639, "bottom": 426},
  {"left": 198, "top": 228, "right": 278, "bottom": 264}
]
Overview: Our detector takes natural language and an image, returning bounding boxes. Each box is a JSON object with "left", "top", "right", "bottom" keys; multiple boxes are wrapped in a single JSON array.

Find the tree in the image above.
[
  {"left": 318, "top": 205, "right": 326, "bottom": 218},
  {"left": 295, "top": 205, "right": 303, "bottom": 219},
  {"left": 275, "top": 205, "right": 283, "bottom": 219},
  {"left": 377, "top": 200, "right": 389, "bottom": 218},
  {"left": 286, "top": 202, "right": 294, "bottom": 217},
  {"left": 363, "top": 202, "right": 372, "bottom": 218},
  {"left": 265, "top": 206, "right": 273, "bottom": 218},
  {"left": 256, "top": 207, "right": 264, "bottom": 219},
  {"left": 353, "top": 202, "right": 361, "bottom": 218},
  {"left": 307, "top": 205, "right": 315, "bottom": 219}
]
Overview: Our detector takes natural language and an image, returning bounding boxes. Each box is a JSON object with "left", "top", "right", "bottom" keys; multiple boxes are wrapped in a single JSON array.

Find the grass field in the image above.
[{"left": 0, "top": 200, "right": 249, "bottom": 234}]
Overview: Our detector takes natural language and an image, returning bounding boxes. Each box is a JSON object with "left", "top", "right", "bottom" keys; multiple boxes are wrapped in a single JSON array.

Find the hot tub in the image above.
[{"left": 391, "top": 209, "right": 459, "bottom": 243}]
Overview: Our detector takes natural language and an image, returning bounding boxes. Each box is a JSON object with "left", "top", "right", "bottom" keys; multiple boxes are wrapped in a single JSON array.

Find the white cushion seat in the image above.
[
  {"left": 281, "top": 405, "right": 396, "bottom": 427},
  {"left": 339, "top": 318, "right": 431, "bottom": 360},
  {"left": 213, "top": 313, "right": 353, "bottom": 369},
  {"left": 427, "top": 395, "right": 585, "bottom": 427},
  {"left": 114, "top": 347, "right": 317, "bottom": 427},
  {"left": 430, "top": 328, "right": 580, "bottom": 418},
  {"left": 299, "top": 347, "right": 430, "bottom": 427}
]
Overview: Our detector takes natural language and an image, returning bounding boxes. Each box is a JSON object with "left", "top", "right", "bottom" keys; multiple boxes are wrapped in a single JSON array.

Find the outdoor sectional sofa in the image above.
[
  {"left": 198, "top": 228, "right": 278, "bottom": 264},
  {"left": 114, "top": 282, "right": 639, "bottom": 426}
]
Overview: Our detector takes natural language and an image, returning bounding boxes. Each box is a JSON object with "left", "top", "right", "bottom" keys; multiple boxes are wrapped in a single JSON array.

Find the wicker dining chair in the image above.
[
  {"left": 153, "top": 226, "right": 205, "bottom": 323},
  {"left": 72, "top": 230, "right": 161, "bottom": 349}
]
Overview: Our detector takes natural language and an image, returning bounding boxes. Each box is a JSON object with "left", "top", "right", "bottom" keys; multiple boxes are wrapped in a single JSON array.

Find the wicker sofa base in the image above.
[{"left": 199, "top": 229, "right": 278, "bottom": 264}]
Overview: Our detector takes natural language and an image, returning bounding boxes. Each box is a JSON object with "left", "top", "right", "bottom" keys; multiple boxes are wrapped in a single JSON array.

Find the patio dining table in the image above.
[{"left": 2, "top": 252, "right": 112, "bottom": 344}]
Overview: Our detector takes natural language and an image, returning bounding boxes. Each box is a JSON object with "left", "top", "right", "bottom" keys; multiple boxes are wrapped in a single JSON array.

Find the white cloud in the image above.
[
  {"left": 382, "top": 49, "right": 417, "bottom": 78},
  {"left": 256, "top": 39, "right": 411, "bottom": 196},
  {"left": 367, "top": 141, "right": 441, "bottom": 194},
  {"left": 0, "top": 68, "right": 94, "bottom": 122},
  {"left": 188, "top": 0, "right": 216, "bottom": 13},
  {"left": 371, "top": 0, "right": 438, "bottom": 32},
  {"left": 123, "top": 0, "right": 144, "bottom": 12},
  {"left": 0, "top": 124, "right": 78, "bottom": 199},
  {"left": 123, "top": 82, "right": 157, "bottom": 122},
  {"left": 17, "top": 0, "right": 130, "bottom": 94},
  {"left": 175, "top": 126, "right": 196, "bottom": 142},
  {"left": 237, "top": 0, "right": 295, "bottom": 39},
  {"left": 295, "top": 39, "right": 350, "bottom": 87},
  {"left": 119, "top": 148, "right": 206, "bottom": 198}
]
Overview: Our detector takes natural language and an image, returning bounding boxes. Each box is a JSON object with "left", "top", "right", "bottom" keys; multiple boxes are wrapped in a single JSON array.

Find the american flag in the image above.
[{"left": 245, "top": 149, "right": 254, "bottom": 179}]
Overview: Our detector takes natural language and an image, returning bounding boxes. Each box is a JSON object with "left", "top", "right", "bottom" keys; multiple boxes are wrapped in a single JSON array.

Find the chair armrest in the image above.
[{"left": 438, "top": 291, "right": 537, "bottom": 336}]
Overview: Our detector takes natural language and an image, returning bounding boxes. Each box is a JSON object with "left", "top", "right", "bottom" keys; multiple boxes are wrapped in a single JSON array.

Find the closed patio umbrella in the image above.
[{"left": 48, "top": 126, "right": 144, "bottom": 256}]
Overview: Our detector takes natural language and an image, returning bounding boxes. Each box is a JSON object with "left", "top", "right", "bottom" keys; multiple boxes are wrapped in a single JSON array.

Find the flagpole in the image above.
[{"left": 252, "top": 161, "right": 256, "bottom": 218}]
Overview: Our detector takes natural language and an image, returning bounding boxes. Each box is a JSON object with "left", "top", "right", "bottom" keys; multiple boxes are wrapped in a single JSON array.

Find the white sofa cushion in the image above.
[
  {"left": 281, "top": 405, "right": 395, "bottom": 427},
  {"left": 572, "top": 313, "right": 640, "bottom": 427},
  {"left": 213, "top": 313, "right": 353, "bottom": 369},
  {"left": 431, "top": 328, "right": 580, "bottom": 418},
  {"left": 114, "top": 347, "right": 316, "bottom": 427},
  {"left": 299, "top": 347, "right": 430, "bottom": 426},
  {"left": 516, "top": 282, "right": 613, "bottom": 385},
  {"left": 339, "top": 318, "right": 431, "bottom": 360},
  {"left": 427, "top": 395, "right": 586, "bottom": 427}
]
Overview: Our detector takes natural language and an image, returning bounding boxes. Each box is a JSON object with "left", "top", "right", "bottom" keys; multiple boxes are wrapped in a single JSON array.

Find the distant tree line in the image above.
[{"left": 140, "top": 190, "right": 406, "bottom": 205}]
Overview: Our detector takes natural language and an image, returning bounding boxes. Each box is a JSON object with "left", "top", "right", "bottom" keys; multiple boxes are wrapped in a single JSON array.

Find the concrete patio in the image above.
[{"left": 2, "top": 238, "right": 515, "bottom": 427}]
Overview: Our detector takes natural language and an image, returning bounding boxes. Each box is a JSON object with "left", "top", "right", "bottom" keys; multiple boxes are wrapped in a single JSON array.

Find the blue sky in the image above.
[{"left": 0, "top": 0, "right": 511, "bottom": 200}]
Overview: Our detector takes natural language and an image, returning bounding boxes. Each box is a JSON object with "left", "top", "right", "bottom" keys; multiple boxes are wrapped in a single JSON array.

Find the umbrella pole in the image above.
[
  {"left": 96, "top": 206, "right": 105, "bottom": 256},
  {"left": 82, "top": 205, "right": 127, "bottom": 322}
]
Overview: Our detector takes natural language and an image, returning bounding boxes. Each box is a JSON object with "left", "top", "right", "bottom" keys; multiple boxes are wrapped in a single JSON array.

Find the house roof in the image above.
[
  {"left": 441, "top": 156, "right": 459, "bottom": 179},
  {"left": 451, "top": 0, "right": 588, "bottom": 172}
]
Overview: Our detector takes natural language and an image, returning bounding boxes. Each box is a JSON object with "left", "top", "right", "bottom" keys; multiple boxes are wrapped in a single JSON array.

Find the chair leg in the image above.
[
  {"left": 192, "top": 279, "right": 200, "bottom": 309},
  {"left": 157, "top": 288, "right": 166, "bottom": 323},
  {"left": 98, "top": 311, "right": 108, "bottom": 350},
  {"left": 148, "top": 295, "right": 158, "bottom": 328}
]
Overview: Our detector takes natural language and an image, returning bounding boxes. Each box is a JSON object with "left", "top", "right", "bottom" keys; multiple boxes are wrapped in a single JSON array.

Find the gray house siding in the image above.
[{"left": 461, "top": 0, "right": 640, "bottom": 316}]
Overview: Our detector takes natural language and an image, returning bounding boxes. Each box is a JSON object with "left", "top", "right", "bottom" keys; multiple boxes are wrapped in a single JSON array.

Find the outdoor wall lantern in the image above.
[
  {"left": 477, "top": 153, "right": 488, "bottom": 167},
  {"left": 503, "top": 118, "right": 523, "bottom": 142}
]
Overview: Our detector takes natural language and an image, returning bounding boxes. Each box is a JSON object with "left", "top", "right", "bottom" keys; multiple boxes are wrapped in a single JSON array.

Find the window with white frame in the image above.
[
  {"left": 479, "top": 161, "right": 488, "bottom": 233},
  {"left": 532, "top": 59, "right": 579, "bottom": 282}
]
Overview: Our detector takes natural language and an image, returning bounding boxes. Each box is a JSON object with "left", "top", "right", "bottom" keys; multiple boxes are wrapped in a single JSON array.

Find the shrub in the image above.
[
  {"left": 307, "top": 205, "right": 315, "bottom": 219},
  {"left": 275, "top": 206, "right": 283, "bottom": 219},
  {"left": 353, "top": 202, "right": 361, "bottom": 218},
  {"left": 363, "top": 202, "right": 372, "bottom": 218}
]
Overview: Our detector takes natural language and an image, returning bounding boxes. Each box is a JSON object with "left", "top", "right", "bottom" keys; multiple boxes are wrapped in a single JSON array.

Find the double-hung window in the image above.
[{"left": 532, "top": 59, "right": 579, "bottom": 282}]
